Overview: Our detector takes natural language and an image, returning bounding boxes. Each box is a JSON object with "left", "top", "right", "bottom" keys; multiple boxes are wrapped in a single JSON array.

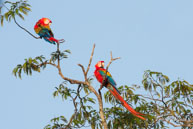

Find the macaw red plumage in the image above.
[
  {"left": 94, "top": 61, "right": 146, "bottom": 120},
  {"left": 34, "top": 18, "right": 64, "bottom": 44}
]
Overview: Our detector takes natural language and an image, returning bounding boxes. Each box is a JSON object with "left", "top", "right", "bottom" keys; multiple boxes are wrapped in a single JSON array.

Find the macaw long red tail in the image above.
[{"left": 109, "top": 87, "right": 146, "bottom": 120}]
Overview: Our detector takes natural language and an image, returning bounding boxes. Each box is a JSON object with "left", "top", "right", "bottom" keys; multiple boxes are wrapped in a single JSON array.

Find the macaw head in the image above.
[
  {"left": 95, "top": 61, "right": 104, "bottom": 68},
  {"left": 39, "top": 18, "right": 52, "bottom": 26}
]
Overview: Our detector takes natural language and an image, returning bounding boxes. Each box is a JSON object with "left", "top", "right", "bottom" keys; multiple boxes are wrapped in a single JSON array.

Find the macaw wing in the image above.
[
  {"left": 38, "top": 28, "right": 54, "bottom": 38},
  {"left": 48, "top": 29, "right": 54, "bottom": 37},
  {"left": 98, "top": 70, "right": 117, "bottom": 86},
  {"left": 98, "top": 70, "right": 121, "bottom": 94}
]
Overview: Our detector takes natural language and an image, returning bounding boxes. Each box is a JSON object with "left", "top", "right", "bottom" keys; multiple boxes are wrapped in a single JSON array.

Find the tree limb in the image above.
[
  {"left": 64, "top": 85, "right": 81, "bottom": 129},
  {"left": 13, "top": 17, "right": 41, "bottom": 39},
  {"left": 106, "top": 51, "right": 120, "bottom": 72},
  {"left": 55, "top": 43, "right": 108, "bottom": 129},
  {"left": 85, "top": 44, "right": 95, "bottom": 76},
  {"left": 160, "top": 118, "right": 193, "bottom": 127}
]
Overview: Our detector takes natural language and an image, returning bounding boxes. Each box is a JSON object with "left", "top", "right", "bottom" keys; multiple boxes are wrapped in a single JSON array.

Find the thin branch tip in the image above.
[{"left": 85, "top": 44, "right": 96, "bottom": 76}]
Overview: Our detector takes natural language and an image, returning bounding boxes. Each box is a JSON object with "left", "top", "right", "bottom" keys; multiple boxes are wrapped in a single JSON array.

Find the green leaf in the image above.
[
  {"left": 1, "top": 15, "right": 4, "bottom": 26},
  {"left": 88, "top": 97, "right": 95, "bottom": 104},
  {"left": 4, "top": 11, "right": 10, "bottom": 21},
  {"left": 0, "top": 7, "right": 2, "bottom": 14},
  {"left": 10, "top": 11, "right": 15, "bottom": 19},
  {"left": 15, "top": 9, "right": 19, "bottom": 15},
  {"left": 53, "top": 91, "right": 58, "bottom": 97},
  {"left": 4, "top": 1, "right": 12, "bottom": 4},
  {"left": 64, "top": 49, "right": 71, "bottom": 54},
  {"left": 17, "top": 13, "right": 24, "bottom": 20},
  {"left": 18, "top": 68, "right": 22, "bottom": 79},
  {"left": 23, "top": 6, "right": 31, "bottom": 11}
]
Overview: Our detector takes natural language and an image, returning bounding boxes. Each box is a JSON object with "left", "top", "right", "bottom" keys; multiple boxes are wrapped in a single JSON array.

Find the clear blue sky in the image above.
[{"left": 1, "top": 0, "right": 193, "bottom": 128}]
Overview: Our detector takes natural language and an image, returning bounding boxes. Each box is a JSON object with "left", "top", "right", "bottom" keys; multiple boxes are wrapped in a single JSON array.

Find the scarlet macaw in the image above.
[
  {"left": 94, "top": 61, "right": 146, "bottom": 120},
  {"left": 34, "top": 18, "right": 64, "bottom": 44}
]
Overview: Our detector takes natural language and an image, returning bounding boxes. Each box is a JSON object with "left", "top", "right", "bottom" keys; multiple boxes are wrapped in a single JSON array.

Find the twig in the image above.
[
  {"left": 78, "top": 44, "right": 95, "bottom": 81},
  {"left": 106, "top": 51, "right": 120, "bottom": 72},
  {"left": 39, "top": 61, "right": 57, "bottom": 68},
  {"left": 136, "top": 94, "right": 162, "bottom": 102},
  {"left": 2, "top": 3, "right": 9, "bottom": 10},
  {"left": 64, "top": 85, "right": 81, "bottom": 129},
  {"left": 78, "top": 64, "right": 86, "bottom": 81},
  {"left": 160, "top": 118, "right": 193, "bottom": 127},
  {"left": 98, "top": 84, "right": 103, "bottom": 100},
  {"left": 2, "top": 2, "right": 39, "bottom": 39},
  {"left": 85, "top": 44, "right": 95, "bottom": 76},
  {"left": 13, "top": 17, "right": 41, "bottom": 39},
  {"left": 57, "top": 43, "right": 60, "bottom": 68}
]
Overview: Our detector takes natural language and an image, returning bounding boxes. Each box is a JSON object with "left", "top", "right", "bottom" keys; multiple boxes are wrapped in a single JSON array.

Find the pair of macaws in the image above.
[{"left": 34, "top": 18, "right": 145, "bottom": 120}]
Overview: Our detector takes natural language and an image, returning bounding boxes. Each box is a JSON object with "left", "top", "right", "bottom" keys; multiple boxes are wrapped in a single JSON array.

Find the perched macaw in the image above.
[
  {"left": 94, "top": 61, "right": 146, "bottom": 120},
  {"left": 34, "top": 18, "right": 64, "bottom": 44}
]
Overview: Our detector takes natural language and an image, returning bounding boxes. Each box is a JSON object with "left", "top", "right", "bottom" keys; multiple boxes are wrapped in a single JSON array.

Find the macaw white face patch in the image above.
[
  {"left": 44, "top": 19, "right": 50, "bottom": 25},
  {"left": 97, "top": 61, "right": 104, "bottom": 68}
]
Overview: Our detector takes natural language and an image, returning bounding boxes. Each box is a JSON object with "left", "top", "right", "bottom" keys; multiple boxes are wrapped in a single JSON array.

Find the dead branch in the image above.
[
  {"left": 106, "top": 51, "right": 120, "bottom": 72},
  {"left": 77, "top": 44, "right": 108, "bottom": 129},
  {"left": 78, "top": 64, "right": 86, "bottom": 81},
  {"left": 85, "top": 44, "right": 95, "bottom": 76},
  {"left": 160, "top": 118, "right": 193, "bottom": 127},
  {"left": 54, "top": 43, "right": 108, "bottom": 129}
]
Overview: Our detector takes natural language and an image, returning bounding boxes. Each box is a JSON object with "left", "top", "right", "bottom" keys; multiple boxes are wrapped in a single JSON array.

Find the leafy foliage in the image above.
[
  {"left": 6, "top": 0, "right": 192, "bottom": 128},
  {"left": 45, "top": 82, "right": 103, "bottom": 129},
  {"left": 104, "top": 85, "right": 165, "bottom": 129},
  {"left": 12, "top": 49, "right": 70, "bottom": 79},
  {"left": 141, "top": 70, "right": 193, "bottom": 128},
  {"left": 50, "top": 50, "right": 71, "bottom": 63},
  {"left": 44, "top": 116, "right": 68, "bottom": 129},
  {"left": 12, "top": 55, "right": 193, "bottom": 128},
  {"left": 12, "top": 55, "right": 45, "bottom": 78},
  {"left": 0, "top": 0, "right": 31, "bottom": 26}
]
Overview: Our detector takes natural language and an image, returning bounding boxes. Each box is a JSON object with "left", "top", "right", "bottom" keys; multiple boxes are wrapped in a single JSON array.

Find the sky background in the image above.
[{"left": 1, "top": 0, "right": 193, "bottom": 129}]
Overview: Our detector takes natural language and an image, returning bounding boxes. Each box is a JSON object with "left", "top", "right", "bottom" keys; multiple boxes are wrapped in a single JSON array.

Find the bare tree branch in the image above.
[
  {"left": 86, "top": 82, "right": 108, "bottom": 129},
  {"left": 106, "top": 51, "right": 120, "bottom": 72},
  {"left": 136, "top": 94, "right": 162, "bottom": 102},
  {"left": 160, "top": 118, "right": 193, "bottom": 127},
  {"left": 78, "top": 64, "right": 87, "bottom": 81},
  {"left": 2, "top": 3, "right": 9, "bottom": 10},
  {"left": 85, "top": 44, "right": 95, "bottom": 77},
  {"left": 77, "top": 44, "right": 108, "bottom": 129},
  {"left": 53, "top": 43, "right": 108, "bottom": 129}
]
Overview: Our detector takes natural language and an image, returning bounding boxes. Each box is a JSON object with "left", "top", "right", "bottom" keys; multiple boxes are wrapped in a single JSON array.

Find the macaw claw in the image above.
[{"left": 58, "top": 39, "right": 65, "bottom": 43}]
